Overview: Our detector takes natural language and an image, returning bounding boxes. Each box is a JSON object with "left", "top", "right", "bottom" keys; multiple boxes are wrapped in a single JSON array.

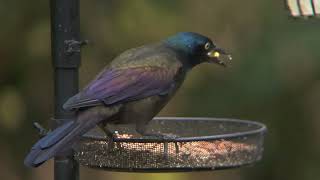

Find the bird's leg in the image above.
[
  {"left": 98, "top": 124, "right": 114, "bottom": 137},
  {"left": 174, "top": 142, "right": 179, "bottom": 154},
  {"left": 136, "top": 123, "right": 178, "bottom": 140},
  {"left": 98, "top": 124, "right": 117, "bottom": 150},
  {"left": 136, "top": 123, "right": 180, "bottom": 155}
]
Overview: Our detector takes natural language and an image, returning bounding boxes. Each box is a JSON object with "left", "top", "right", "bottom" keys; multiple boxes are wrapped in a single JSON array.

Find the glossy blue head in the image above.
[{"left": 165, "top": 32, "right": 230, "bottom": 66}]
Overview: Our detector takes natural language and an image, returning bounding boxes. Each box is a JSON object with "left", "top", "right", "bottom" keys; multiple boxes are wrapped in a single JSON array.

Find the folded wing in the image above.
[{"left": 63, "top": 66, "right": 179, "bottom": 110}]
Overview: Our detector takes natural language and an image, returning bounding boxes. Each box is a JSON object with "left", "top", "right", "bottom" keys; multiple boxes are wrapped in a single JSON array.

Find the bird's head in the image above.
[{"left": 165, "top": 32, "right": 231, "bottom": 67}]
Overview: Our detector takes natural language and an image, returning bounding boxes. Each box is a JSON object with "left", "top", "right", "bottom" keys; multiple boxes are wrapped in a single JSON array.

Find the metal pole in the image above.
[{"left": 50, "top": 0, "right": 81, "bottom": 179}]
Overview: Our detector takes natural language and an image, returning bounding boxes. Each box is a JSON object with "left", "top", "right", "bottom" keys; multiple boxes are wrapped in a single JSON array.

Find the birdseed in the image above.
[{"left": 74, "top": 133, "right": 262, "bottom": 171}]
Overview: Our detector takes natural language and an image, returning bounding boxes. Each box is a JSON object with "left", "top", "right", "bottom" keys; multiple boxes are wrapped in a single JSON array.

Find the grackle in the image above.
[{"left": 24, "top": 32, "right": 231, "bottom": 167}]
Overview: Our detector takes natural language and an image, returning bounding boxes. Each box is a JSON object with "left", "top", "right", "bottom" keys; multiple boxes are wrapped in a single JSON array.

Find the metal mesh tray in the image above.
[{"left": 74, "top": 117, "right": 267, "bottom": 172}]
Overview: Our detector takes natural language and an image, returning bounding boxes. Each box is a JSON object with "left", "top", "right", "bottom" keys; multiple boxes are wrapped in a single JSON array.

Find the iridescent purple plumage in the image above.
[{"left": 64, "top": 67, "right": 178, "bottom": 109}]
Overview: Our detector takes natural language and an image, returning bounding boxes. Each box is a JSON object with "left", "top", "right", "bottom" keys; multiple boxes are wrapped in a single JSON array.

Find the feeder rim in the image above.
[
  {"left": 85, "top": 163, "right": 252, "bottom": 173},
  {"left": 83, "top": 117, "right": 267, "bottom": 142}
]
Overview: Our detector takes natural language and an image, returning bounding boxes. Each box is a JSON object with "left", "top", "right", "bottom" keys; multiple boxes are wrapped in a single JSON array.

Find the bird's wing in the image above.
[{"left": 63, "top": 66, "right": 180, "bottom": 110}]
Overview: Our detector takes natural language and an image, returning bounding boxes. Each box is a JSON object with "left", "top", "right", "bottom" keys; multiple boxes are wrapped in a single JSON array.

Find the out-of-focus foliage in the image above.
[{"left": 1, "top": 0, "right": 320, "bottom": 179}]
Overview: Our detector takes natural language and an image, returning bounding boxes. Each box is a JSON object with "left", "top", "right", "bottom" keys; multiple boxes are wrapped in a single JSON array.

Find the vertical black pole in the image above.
[{"left": 50, "top": 0, "right": 80, "bottom": 180}]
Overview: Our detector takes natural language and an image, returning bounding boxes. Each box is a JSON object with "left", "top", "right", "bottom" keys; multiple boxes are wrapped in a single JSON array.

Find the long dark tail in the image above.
[{"left": 24, "top": 108, "right": 107, "bottom": 167}]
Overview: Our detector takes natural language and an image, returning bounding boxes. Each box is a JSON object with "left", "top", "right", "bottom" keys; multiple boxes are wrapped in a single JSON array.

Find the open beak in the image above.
[{"left": 207, "top": 48, "right": 232, "bottom": 67}]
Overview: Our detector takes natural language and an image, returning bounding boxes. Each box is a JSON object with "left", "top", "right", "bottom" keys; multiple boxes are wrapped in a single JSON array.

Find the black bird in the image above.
[{"left": 24, "top": 32, "right": 231, "bottom": 167}]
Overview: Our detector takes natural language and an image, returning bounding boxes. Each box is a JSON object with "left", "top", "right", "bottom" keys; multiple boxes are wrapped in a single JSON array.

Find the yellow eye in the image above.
[{"left": 204, "top": 42, "right": 211, "bottom": 50}]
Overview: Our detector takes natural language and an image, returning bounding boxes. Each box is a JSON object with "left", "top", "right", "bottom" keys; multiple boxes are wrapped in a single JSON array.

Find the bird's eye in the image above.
[{"left": 204, "top": 42, "right": 211, "bottom": 50}]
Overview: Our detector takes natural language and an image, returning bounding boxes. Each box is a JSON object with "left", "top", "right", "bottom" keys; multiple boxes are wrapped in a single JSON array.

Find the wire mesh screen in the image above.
[{"left": 74, "top": 117, "right": 266, "bottom": 172}]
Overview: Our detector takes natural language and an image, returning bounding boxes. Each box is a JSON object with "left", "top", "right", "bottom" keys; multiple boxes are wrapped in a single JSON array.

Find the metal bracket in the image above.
[
  {"left": 33, "top": 118, "right": 75, "bottom": 137},
  {"left": 53, "top": 39, "right": 88, "bottom": 68},
  {"left": 33, "top": 122, "right": 49, "bottom": 137},
  {"left": 65, "top": 40, "right": 88, "bottom": 56}
]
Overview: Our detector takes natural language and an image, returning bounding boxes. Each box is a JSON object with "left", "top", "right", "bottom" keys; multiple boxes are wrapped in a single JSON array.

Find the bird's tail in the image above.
[{"left": 24, "top": 109, "right": 104, "bottom": 167}]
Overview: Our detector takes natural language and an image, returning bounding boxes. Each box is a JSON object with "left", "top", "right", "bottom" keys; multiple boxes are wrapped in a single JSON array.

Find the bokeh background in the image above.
[{"left": 1, "top": 0, "right": 320, "bottom": 179}]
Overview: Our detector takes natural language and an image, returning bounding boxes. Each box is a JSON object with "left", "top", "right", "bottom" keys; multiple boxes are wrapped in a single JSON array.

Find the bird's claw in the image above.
[
  {"left": 141, "top": 133, "right": 181, "bottom": 154},
  {"left": 145, "top": 134, "right": 180, "bottom": 156},
  {"left": 142, "top": 133, "right": 178, "bottom": 141},
  {"left": 106, "top": 133, "right": 122, "bottom": 151}
]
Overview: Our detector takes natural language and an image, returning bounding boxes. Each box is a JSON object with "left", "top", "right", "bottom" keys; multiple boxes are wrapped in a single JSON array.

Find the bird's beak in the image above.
[{"left": 207, "top": 48, "right": 232, "bottom": 67}]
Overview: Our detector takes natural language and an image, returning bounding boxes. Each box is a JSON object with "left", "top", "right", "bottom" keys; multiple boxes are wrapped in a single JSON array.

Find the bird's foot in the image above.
[
  {"left": 141, "top": 133, "right": 178, "bottom": 141},
  {"left": 141, "top": 133, "right": 180, "bottom": 155},
  {"left": 106, "top": 132, "right": 122, "bottom": 151}
]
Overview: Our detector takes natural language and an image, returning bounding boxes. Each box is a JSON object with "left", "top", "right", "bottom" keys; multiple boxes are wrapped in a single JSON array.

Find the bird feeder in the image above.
[{"left": 74, "top": 117, "right": 266, "bottom": 172}]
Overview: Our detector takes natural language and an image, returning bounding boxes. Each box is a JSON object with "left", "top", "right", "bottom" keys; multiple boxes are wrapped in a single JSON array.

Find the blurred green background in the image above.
[{"left": 1, "top": 0, "right": 320, "bottom": 179}]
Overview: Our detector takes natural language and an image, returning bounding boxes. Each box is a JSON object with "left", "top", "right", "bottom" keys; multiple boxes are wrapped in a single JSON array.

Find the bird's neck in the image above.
[
  {"left": 162, "top": 41, "right": 201, "bottom": 68},
  {"left": 163, "top": 39, "right": 193, "bottom": 55}
]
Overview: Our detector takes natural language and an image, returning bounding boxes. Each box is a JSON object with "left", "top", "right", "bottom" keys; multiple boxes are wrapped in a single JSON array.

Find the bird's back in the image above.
[
  {"left": 63, "top": 41, "right": 185, "bottom": 111},
  {"left": 109, "top": 42, "right": 183, "bottom": 69}
]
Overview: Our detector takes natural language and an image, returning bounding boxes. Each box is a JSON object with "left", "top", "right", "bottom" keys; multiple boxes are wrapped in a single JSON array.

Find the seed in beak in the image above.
[{"left": 213, "top": 51, "right": 220, "bottom": 58}]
